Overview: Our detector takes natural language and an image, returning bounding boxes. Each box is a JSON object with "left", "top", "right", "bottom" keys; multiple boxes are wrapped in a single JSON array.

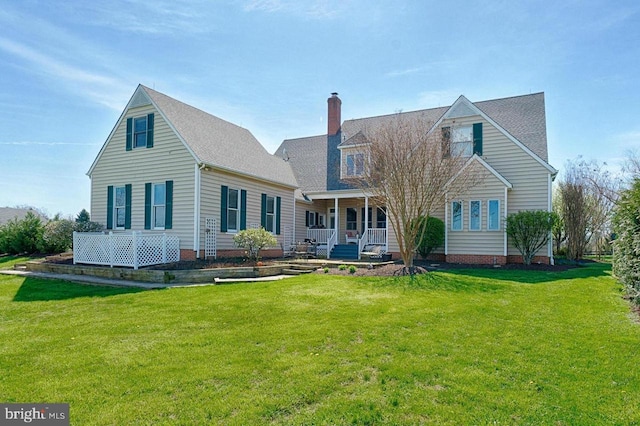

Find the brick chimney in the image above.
[{"left": 327, "top": 92, "right": 341, "bottom": 136}]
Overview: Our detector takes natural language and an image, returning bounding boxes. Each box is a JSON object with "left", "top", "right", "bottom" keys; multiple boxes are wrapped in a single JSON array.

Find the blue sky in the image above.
[{"left": 0, "top": 0, "right": 638, "bottom": 218}]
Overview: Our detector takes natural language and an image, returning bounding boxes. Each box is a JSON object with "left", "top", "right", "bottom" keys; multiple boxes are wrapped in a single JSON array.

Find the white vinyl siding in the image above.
[
  {"left": 199, "top": 169, "right": 295, "bottom": 252},
  {"left": 90, "top": 103, "right": 196, "bottom": 250},
  {"left": 441, "top": 113, "right": 550, "bottom": 258}
]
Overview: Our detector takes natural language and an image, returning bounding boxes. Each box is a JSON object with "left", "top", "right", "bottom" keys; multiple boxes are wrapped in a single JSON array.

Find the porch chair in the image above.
[{"left": 345, "top": 230, "right": 359, "bottom": 244}]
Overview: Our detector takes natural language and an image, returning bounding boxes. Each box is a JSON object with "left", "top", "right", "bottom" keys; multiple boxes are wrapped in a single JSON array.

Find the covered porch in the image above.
[{"left": 302, "top": 193, "right": 388, "bottom": 260}]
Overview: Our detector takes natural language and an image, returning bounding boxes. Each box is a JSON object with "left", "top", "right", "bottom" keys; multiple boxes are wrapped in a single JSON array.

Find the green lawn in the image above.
[{"left": 1, "top": 260, "right": 639, "bottom": 425}]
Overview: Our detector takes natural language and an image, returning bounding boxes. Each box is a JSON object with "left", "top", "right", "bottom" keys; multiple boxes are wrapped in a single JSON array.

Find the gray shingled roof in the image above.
[
  {"left": 277, "top": 92, "right": 550, "bottom": 193},
  {"left": 340, "top": 107, "right": 449, "bottom": 148},
  {"left": 0, "top": 208, "right": 45, "bottom": 226},
  {"left": 143, "top": 86, "right": 298, "bottom": 187},
  {"left": 475, "top": 93, "right": 548, "bottom": 161},
  {"left": 274, "top": 134, "right": 327, "bottom": 192}
]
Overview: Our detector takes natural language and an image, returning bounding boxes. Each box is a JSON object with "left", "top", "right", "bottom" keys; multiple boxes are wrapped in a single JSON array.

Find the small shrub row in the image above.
[{"left": 0, "top": 209, "right": 103, "bottom": 255}]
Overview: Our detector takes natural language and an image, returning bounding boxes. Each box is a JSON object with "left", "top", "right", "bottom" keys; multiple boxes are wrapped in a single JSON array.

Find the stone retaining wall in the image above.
[{"left": 25, "top": 262, "right": 287, "bottom": 284}]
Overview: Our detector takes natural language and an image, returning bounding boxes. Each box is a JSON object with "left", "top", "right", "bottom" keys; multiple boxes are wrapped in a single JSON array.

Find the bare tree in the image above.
[
  {"left": 558, "top": 159, "right": 616, "bottom": 260},
  {"left": 352, "top": 114, "right": 483, "bottom": 274}
]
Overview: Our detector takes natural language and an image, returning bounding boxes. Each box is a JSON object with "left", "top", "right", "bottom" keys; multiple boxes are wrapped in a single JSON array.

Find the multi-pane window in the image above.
[
  {"left": 114, "top": 186, "right": 126, "bottom": 229},
  {"left": 134, "top": 116, "right": 148, "bottom": 148},
  {"left": 488, "top": 199, "right": 500, "bottom": 230},
  {"left": 346, "top": 153, "right": 364, "bottom": 176},
  {"left": 451, "top": 201, "right": 463, "bottom": 231},
  {"left": 227, "top": 188, "right": 239, "bottom": 231},
  {"left": 265, "top": 196, "right": 275, "bottom": 232},
  {"left": 469, "top": 200, "right": 481, "bottom": 231},
  {"left": 452, "top": 126, "right": 473, "bottom": 157},
  {"left": 346, "top": 208, "right": 357, "bottom": 230},
  {"left": 376, "top": 207, "right": 387, "bottom": 229},
  {"left": 153, "top": 183, "right": 166, "bottom": 229}
]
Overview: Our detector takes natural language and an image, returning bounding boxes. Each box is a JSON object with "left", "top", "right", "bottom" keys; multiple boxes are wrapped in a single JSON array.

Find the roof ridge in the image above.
[{"left": 342, "top": 92, "right": 545, "bottom": 124}]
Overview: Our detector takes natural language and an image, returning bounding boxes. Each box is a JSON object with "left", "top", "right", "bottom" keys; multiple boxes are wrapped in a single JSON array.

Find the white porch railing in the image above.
[
  {"left": 306, "top": 228, "right": 333, "bottom": 243},
  {"left": 358, "top": 232, "right": 369, "bottom": 260},
  {"left": 73, "top": 231, "right": 180, "bottom": 270},
  {"left": 326, "top": 231, "right": 337, "bottom": 259},
  {"left": 367, "top": 228, "right": 387, "bottom": 247}
]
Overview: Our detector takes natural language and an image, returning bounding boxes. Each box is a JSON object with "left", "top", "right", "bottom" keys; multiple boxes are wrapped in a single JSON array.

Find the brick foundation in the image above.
[
  {"left": 200, "top": 248, "right": 284, "bottom": 259},
  {"left": 180, "top": 249, "right": 197, "bottom": 261}
]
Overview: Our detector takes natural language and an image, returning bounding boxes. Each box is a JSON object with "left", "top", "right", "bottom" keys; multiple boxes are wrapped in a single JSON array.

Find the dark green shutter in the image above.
[
  {"left": 442, "top": 126, "right": 451, "bottom": 158},
  {"left": 261, "top": 194, "right": 267, "bottom": 228},
  {"left": 305, "top": 210, "right": 310, "bottom": 227},
  {"left": 473, "top": 122, "right": 483, "bottom": 156},
  {"left": 220, "top": 186, "right": 228, "bottom": 232},
  {"left": 165, "top": 180, "right": 173, "bottom": 229},
  {"left": 146, "top": 113, "right": 154, "bottom": 148},
  {"left": 275, "top": 196, "right": 281, "bottom": 235},
  {"left": 126, "top": 118, "right": 133, "bottom": 151},
  {"left": 125, "top": 184, "right": 132, "bottom": 229},
  {"left": 106, "top": 186, "right": 114, "bottom": 229},
  {"left": 144, "top": 183, "right": 152, "bottom": 230},
  {"left": 240, "top": 190, "right": 247, "bottom": 230}
]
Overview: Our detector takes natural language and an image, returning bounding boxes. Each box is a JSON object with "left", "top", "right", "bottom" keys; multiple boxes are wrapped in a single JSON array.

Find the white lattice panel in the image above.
[
  {"left": 73, "top": 232, "right": 180, "bottom": 269},
  {"left": 205, "top": 218, "right": 217, "bottom": 258}
]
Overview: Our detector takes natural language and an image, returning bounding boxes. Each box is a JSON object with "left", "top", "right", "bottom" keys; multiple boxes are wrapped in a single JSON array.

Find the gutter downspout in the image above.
[
  {"left": 548, "top": 173, "right": 554, "bottom": 265},
  {"left": 194, "top": 163, "right": 204, "bottom": 258}
]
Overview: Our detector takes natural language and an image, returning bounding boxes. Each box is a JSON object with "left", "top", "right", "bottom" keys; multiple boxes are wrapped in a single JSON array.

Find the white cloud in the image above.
[
  {"left": 241, "top": 0, "right": 344, "bottom": 19},
  {"left": 0, "top": 37, "right": 130, "bottom": 110}
]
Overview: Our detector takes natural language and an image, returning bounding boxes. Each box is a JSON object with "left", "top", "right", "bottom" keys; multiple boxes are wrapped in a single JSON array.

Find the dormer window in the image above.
[
  {"left": 346, "top": 153, "right": 364, "bottom": 176},
  {"left": 134, "top": 117, "right": 148, "bottom": 148},
  {"left": 126, "top": 113, "right": 154, "bottom": 151},
  {"left": 452, "top": 126, "right": 473, "bottom": 157},
  {"left": 442, "top": 122, "right": 483, "bottom": 157}
]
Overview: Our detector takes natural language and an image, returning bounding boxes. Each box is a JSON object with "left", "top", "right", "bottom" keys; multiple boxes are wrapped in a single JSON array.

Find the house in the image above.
[
  {"left": 87, "top": 85, "right": 297, "bottom": 260},
  {"left": 275, "top": 92, "right": 557, "bottom": 264},
  {"left": 0, "top": 207, "right": 46, "bottom": 226},
  {"left": 87, "top": 85, "right": 556, "bottom": 265}
]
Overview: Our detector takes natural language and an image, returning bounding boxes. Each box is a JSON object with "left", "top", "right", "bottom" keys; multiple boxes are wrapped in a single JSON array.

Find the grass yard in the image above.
[{"left": 1, "top": 258, "right": 639, "bottom": 425}]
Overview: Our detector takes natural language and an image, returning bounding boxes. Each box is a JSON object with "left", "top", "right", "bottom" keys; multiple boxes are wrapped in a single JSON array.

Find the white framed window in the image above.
[
  {"left": 346, "top": 153, "right": 364, "bottom": 176},
  {"left": 469, "top": 200, "right": 481, "bottom": 231},
  {"left": 265, "top": 195, "right": 275, "bottom": 233},
  {"left": 452, "top": 126, "right": 473, "bottom": 157},
  {"left": 227, "top": 188, "right": 239, "bottom": 232},
  {"left": 152, "top": 183, "right": 166, "bottom": 229},
  {"left": 451, "top": 201, "right": 463, "bottom": 231},
  {"left": 488, "top": 199, "right": 500, "bottom": 230},
  {"left": 133, "top": 116, "right": 148, "bottom": 148},
  {"left": 114, "top": 186, "right": 126, "bottom": 229}
]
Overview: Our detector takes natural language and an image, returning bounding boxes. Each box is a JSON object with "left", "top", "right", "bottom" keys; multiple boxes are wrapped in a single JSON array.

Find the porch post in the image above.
[
  {"left": 364, "top": 196, "right": 369, "bottom": 240},
  {"left": 334, "top": 197, "right": 339, "bottom": 243}
]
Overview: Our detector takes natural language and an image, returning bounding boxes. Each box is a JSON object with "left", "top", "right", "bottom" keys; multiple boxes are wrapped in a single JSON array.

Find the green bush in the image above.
[
  {"left": 323, "top": 267, "right": 329, "bottom": 274},
  {"left": 348, "top": 265, "right": 357, "bottom": 274},
  {"left": 38, "top": 219, "right": 74, "bottom": 254},
  {"left": 74, "top": 209, "right": 104, "bottom": 233},
  {"left": 506, "top": 210, "right": 554, "bottom": 265},
  {"left": 413, "top": 216, "right": 445, "bottom": 259},
  {"left": 338, "top": 264, "right": 347, "bottom": 271},
  {"left": 233, "top": 228, "right": 277, "bottom": 262},
  {"left": 612, "top": 179, "right": 640, "bottom": 303},
  {"left": 0, "top": 212, "right": 45, "bottom": 255}
]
